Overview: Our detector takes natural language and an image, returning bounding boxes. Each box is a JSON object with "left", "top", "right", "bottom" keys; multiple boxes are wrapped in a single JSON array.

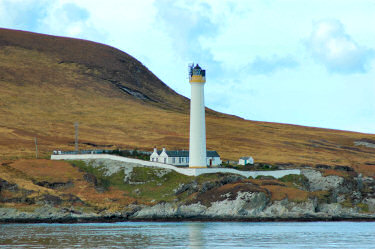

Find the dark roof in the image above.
[
  {"left": 161, "top": 150, "right": 188, "bottom": 157},
  {"left": 240, "top": 156, "right": 253, "bottom": 160},
  {"left": 194, "top": 64, "right": 201, "bottom": 70},
  {"left": 158, "top": 150, "right": 220, "bottom": 157},
  {"left": 207, "top": 151, "right": 220, "bottom": 157}
]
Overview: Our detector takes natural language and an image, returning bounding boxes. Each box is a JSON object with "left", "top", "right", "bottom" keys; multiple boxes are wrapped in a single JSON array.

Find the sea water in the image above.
[{"left": 1, "top": 221, "right": 375, "bottom": 248}]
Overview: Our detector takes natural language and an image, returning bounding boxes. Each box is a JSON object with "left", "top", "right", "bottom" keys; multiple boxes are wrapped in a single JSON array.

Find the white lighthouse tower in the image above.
[{"left": 188, "top": 64, "right": 207, "bottom": 168}]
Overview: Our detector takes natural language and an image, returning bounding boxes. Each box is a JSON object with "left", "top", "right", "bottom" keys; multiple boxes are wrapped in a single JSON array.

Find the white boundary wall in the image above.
[{"left": 51, "top": 154, "right": 300, "bottom": 178}]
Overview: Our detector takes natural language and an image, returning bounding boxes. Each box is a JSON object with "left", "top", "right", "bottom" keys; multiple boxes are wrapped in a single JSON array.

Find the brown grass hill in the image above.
[{"left": 0, "top": 28, "right": 374, "bottom": 176}]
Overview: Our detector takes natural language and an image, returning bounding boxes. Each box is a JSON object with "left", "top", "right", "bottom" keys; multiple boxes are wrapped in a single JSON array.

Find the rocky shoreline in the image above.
[
  {"left": 2, "top": 159, "right": 375, "bottom": 223},
  {"left": 2, "top": 191, "right": 375, "bottom": 223},
  {"left": 2, "top": 213, "right": 375, "bottom": 224}
]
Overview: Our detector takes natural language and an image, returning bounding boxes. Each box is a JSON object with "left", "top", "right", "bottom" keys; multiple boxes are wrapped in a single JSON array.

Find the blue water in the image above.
[{"left": 1, "top": 222, "right": 375, "bottom": 248}]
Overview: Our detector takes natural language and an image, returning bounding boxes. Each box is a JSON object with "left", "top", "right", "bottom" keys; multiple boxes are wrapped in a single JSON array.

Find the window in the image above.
[
  {"left": 164, "top": 158, "right": 166, "bottom": 163},
  {"left": 179, "top": 157, "right": 182, "bottom": 163},
  {"left": 172, "top": 158, "right": 175, "bottom": 163},
  {"left": 156, "top": 158, "right": 158, "bottom": 162},
  {"left": 182, "top": 157, "right": 184, "bottom": 162},
  {"left": 152, "top": 158, "right": 154, "bottom": 162}
]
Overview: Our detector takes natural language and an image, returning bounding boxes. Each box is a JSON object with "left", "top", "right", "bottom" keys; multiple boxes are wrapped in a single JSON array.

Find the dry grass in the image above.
[
  {"left": 0, "top": 162, "right": 56, "bottom": 195},
  {"left": 10, "top": 159, "right": 82, "bottom": 182},
  {"left": 352, "top": 165, "right": 375, "bottom": 177},
  {"left": 262, "top": 185, "right": 309, "bottom": 202},
  {"left": 0, "top": 28, "right": 374, "bottom": 177},
  {"left": 249, "top": 179, "right": 309, "bottom": 202},
  {"left": 0, "top": 159, "right": 134, "bottom": 210},
  {"left": 321, "top": 169, "right": 350, "bottom": 178}
]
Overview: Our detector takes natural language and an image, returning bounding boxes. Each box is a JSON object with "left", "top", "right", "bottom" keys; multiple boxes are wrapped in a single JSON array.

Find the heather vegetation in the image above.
[
  {"left": 108, "top": 149, "right": 150, "bottom": 161},
  {"left": 279, "top": 174, "right": 309, "bottom": 188}
]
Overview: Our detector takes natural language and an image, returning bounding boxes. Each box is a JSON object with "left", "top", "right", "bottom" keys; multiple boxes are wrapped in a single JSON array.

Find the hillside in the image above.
[{"left": 0, "top": 28, "right": 374, "bottom": 175}]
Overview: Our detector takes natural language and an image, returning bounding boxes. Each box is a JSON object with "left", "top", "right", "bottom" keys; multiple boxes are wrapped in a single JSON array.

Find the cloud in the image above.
[
  {"left": 246, "top": 55, "right": 298, "bottom": 75},
  {"left": 37, "top": 2, "right": 106, "bottom": 41},
  {"left": 0, "top": 0, "right": 53, "bottom": 30},
  {"left": 0, "top": 0, "right": 105, "bottom": 42},
  {"left": 153, "top": 0, "right": 230, "bottom": 86},
  {"left": 154, "top": 0, "right": 218, "bottom": 60},
  {"left": 60, "top": 3, "right": 90, "bottom": 23},
  {"left": 307, "top": 19, "right": 374, "bottom": 74}
]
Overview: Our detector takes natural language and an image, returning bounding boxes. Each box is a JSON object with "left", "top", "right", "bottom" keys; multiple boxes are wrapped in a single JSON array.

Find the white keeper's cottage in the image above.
[{"left": 150, "top": 148, "right": 221, "bottom": 167}]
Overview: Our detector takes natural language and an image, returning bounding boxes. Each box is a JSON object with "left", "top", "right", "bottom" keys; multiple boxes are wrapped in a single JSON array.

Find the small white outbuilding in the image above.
[{"left": 238, "top": 156, "right": 254, "bottom": 165}]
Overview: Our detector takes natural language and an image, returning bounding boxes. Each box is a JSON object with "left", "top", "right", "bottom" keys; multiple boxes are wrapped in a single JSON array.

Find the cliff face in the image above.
[{"left": 1, "top": 159, "right": 375, "bottom": 222}]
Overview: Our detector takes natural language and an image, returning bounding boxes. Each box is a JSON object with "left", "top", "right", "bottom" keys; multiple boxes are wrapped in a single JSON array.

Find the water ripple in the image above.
[{"left": 1, "top": 221, "right": 375, "bottom": 248}]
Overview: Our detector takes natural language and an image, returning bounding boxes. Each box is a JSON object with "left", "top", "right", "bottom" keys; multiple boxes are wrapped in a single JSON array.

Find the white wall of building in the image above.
[
  {"left": 151, "top": 154, "right": 219, "bottom": 167},
  {"left": 150, "top": 148, "right": 159, "bottom": 163},
  {"left": 169, "top": 156, "right": 189, "bottom": 166},
  {"left": 159, "top": 148, "right": 168, "bottom": 164},
  {"left": 239, "top": 157, "right": 254, "bottom": 165},
  {"left": 150, "top": 148, "right": 220, "bottom": 167},
  {"left": 206, "top": 157, "right": 222, "bottom": 166}
]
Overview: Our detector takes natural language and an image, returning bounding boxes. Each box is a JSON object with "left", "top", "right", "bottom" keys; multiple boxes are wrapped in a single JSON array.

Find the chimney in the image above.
[
  {"left": 162, "top": 147, "right": 166, "bottom": 153},
  {"left": 153, "top": 147, "right": 157, "bottom": 153}
]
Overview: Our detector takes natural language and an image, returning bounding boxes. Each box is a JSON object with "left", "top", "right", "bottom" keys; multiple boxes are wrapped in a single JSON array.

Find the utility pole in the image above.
[
  {"left": 75, "top": 122, "right": 79, "bottom": 152},
  {"left": 34, "top": 137, "right": 38, "bottom": 159}
]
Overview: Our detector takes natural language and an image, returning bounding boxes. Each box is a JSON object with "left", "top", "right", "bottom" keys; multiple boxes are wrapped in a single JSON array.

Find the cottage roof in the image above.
[
  {"left": 206, "top": 151, "right": 220, "bottom": 157},
  {"left": 240, "top": 156, "right": 253, "bottom": 160},
  {"left": 158, "top": 150, "right": 220, "bottom": 157}
]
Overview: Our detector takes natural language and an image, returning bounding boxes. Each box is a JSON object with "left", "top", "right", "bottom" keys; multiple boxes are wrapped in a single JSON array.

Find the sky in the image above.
[{"left": 1, "top": 0, "right": 374, "bottom": 134}]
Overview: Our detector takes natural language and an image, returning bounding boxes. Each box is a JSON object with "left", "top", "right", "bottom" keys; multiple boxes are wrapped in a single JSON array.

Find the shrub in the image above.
[
  {"left": 253, "top": 163, "right": 279, "bottom": 171},
  {"left": 255, "top": 175, "right": 276, "bottom": 180},
  {"left": 68, "top": 160, "right": 110, "bottom": 191},
  {"left": 109, "top": 148, "right": 149, "bottom": 160},
  {"left": 279, "top": 174, "right": 308, "bottom": 188},
  {"left": 357, "top": 203, "right": 369, "bottom": 213}
]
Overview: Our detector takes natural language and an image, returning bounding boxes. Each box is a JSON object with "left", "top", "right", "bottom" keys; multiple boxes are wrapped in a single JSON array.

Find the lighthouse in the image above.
[{"left": 188, "top": 63, "right": 207, "bottom": 168}]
